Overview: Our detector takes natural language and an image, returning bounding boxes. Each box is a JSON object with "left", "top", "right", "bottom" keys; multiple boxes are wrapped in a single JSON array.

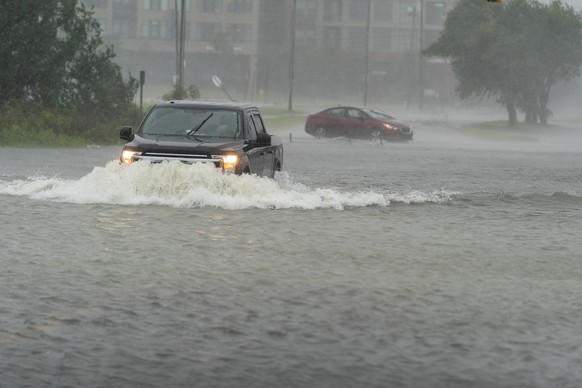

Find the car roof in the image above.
[
  {"left": 154, "top": 100, "right": 258, "bottom": 111},
  {"left": 320, "top": 106, "right": 394, "bottom": 114},
  {"left": 323, "top": 105, "right": 368, "bottom": 111}
]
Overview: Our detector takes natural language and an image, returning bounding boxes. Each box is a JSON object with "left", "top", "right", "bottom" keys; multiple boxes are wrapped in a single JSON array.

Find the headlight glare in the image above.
[
  {"left": 121, "top": 150, "right": 140, "bottom": 164},
  {"left": 221, "top": 154, "right": 238, "bottom": 173}
]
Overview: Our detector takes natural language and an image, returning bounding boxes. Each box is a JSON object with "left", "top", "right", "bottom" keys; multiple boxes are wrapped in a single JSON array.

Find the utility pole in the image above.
[
  {"left": 418, "top": 0, "right": 425, "bottom": 110},
  {"left": 288, "top": 0, "right": 297, "bottom": 112},
  {"left": 363, "top": 0, "right": 372, "bottom": 106},
  {"left": 139, "top": 70, "right": 145, "bottom": 116},
  {"left": 175, "top": 0, "right": 186, "bottom": 89},
  {"left": 175, "top": 0, "right": 179, "bottom": 83},
  {"left": 406, "top": 6, "right": 417, "bottom": 109},
  {"left": 178, "top": 0, "right": 186, "bottom": 89}
]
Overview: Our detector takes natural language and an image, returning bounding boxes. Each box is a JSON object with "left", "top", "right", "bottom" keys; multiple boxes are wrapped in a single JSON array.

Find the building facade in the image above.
[{"left": 82, "top": 0, "right": 456, "bottom": 106}]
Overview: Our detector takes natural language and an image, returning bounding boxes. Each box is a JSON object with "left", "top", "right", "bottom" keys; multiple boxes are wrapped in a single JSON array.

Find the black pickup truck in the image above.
[{"left": 119, "top": 101, "right": 283, "bottom": 178}]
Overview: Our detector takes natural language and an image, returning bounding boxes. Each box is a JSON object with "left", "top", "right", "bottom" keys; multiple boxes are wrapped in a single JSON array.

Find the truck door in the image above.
[
  {"left": 250, "top": 113, "right": 273, "bottom": 176},
  {"left": 245, "top": 112, "right": 265, "bottom": 175}
]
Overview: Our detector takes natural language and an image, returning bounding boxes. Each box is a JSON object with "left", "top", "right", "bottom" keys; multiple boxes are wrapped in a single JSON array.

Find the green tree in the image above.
[
  {"left": 523, "top": 0, "right": 582, "bottom": 124},
  {"left": 0, "top": 0, "right": 137, "bottom": 117},
  {"left": 424, "top": 0, "right": 582, "bottom": 126}
]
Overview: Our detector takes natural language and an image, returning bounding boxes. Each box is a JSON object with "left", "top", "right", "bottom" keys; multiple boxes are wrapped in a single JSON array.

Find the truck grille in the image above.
[{"left": 135, "top": 152, "right": 222, "bottom": 167}]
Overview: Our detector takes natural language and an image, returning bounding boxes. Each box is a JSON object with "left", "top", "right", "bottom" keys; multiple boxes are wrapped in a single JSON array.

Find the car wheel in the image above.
[{"left": 314, "top": 127, "right": 326, "bottom": 138}]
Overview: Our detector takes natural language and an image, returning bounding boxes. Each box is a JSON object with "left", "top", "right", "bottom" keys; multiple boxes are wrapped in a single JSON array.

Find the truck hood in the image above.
[{"left": 127, "top": 133, "right": 246, "bottom": 154}]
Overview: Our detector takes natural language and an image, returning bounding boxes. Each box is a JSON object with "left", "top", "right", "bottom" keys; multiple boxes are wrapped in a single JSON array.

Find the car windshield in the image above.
[
  {"left": 140, "top": 106, "right": 241, "bottom": 139},
  {"left": 361, "top": 108, "right": 395, "bottom": 120}
]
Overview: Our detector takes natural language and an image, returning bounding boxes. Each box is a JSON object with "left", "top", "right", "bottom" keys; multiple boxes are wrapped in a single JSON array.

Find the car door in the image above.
[
  {"left": 244, "top": 112, "right": 265, "bottom": 175},
  {"left": 344, "top": 108, "right": 367, "bottom": 139},
  {"left": 322, "top": 108, "right": 348, "bottom": 137}
]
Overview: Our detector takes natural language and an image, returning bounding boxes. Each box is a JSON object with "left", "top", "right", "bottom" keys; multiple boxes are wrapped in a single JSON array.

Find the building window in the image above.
[
  {"left": 227, "top": 23, "right": 252, "bottom": 42},
  {"left": 346, "top": 27, "right": 366, "bottom": 51},
  {"left": 112, "top": 19, "right": 133, "bottom": 37},
  {"left": 195, "top": 22, "right": 221, "bottom": 41},
  {"left": 399, "top": 29, "right": 416, "bottom": 51},
  {"left": 425, "top": 2, "right": 446, "bottom": 25},
  {"left": 113, "top": 0, "right": 133, "bottom": 9},
  {"left": 372, "top": 27, "right": 390, "bottom": 51},
  {"left": 323, "top": 26, "right": 342, "bottom": 49},
  {"left": 198, "top": 0, "right": 222, "bottom": 12},
  {"left": 227, "top": 0, "right": 252, "bottom": 14},
  {"left": 142, "top": 20, "right": 169, "bottom": 38},
  {"left": 323, "top": 0, "right": 342, "bottom": 21},
  {"left": 144, "top": 0, "right": 168, "bottom": 10},
  {"left": 84, "top": 0, "right": 108, "bottom": 8},
  {"left": 349, "top": 0, "right": 368, "bottom": 21},
  {"left": 400, "top": 2, "right": 417, "bottom": 24},
  {"left": 374, "top": 0, "right": 392, "bottom": 22},
  {"left": 296, "top": 0, "right": 316, "bottom": 18},
  {"left": 296, "top": 29, "right": 316, "bottom": 47}
]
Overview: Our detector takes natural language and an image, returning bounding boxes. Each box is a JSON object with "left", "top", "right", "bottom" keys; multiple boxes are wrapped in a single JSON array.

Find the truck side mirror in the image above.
[
  {"left": 256, "top": 132, "right": 271, "bottom": 146},
  {"left": 120, "top": 126, "right": 134, "bottom": 141}
]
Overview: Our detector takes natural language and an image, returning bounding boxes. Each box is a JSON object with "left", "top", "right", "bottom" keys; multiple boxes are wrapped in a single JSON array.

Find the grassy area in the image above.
[
  {"left": 0, "top": 125, "right": 88, "bottom": 148},
  {"left": 457, "top": 121, "right": 537, "bottom": 142},
  {"left": 259, "top": 106, "right": 308, "bottom": 132},
  {"left": 0, "top": 103, "right": 131, "bottom": 148}
]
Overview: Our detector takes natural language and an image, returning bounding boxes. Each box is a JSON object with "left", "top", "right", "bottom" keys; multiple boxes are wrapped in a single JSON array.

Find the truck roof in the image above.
[{"left": 155, "top": 100, "right": 258, "bottom": 111}]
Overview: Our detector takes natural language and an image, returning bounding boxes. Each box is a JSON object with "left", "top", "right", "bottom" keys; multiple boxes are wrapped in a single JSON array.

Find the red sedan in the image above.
[{"left": 305, "top": 106, "right": 413, "bottom": 141}]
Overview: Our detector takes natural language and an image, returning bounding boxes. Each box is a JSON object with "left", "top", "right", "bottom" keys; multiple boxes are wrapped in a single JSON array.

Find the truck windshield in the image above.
[{"left": 141, "top": 107, "right": 240, "bottom": 139}]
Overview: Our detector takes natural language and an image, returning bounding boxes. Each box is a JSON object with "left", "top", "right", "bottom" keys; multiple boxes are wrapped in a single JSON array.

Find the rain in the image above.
[{"left": 1, "top": 1, "right": 582, "bottom": 387}]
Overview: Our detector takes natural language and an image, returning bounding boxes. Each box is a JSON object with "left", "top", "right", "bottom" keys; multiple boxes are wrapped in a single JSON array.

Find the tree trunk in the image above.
[
  {"left": 527, "top": 104, "right": 538, "bottom": 124},
  {"left": 539, "top": 109, "right": 548, "bottom": 125},
  {"left": 538, "top": 87, "right": 550, "bottom": 125},
  {"left": 507, "top": 100, "right": 518, "bottom": 127},
  {"left": 523, "top": 92, "right": 538, "bottom": 124},
  {"left": 525, "top": 106, "right": 533, "bottom": 124}
]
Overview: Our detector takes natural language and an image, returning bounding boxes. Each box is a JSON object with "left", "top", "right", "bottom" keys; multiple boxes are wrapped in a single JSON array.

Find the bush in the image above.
[
  {"left": 0, "top": 102, "right": 136, "bottom": 147},
  {"left": 161, "top": 84, "right": 201, "bottom": 100}
]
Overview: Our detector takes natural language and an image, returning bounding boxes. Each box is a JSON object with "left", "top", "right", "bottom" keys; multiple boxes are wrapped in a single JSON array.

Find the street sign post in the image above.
[{"left": 212, "top": 75, "right": 234, "bottom": 101}]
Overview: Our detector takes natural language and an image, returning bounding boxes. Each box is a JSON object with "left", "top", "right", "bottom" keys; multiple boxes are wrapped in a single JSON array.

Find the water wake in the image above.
[{"left": 0, "top": 161, "right": 456, "bottom": 210}]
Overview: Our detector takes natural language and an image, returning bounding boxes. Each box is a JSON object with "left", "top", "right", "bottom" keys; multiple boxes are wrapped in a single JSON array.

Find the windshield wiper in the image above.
[{"left": 187, "top": 113, "right": 214, "bottom": 136}]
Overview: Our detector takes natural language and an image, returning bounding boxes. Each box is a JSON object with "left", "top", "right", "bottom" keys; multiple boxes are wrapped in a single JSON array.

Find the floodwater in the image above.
[{"left": 1, "top": 118, "right": 581, "bottom": 387}]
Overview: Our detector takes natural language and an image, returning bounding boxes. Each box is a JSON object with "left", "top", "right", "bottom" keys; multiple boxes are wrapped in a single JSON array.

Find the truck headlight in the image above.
[
  {"left": 212, "top": 154, "right": 239, "bottom": 173},
  {"left": 221, "top": 154, "right": 238, "bottom": 173},
  {"left": 120, "top": 150, "right": 141, "bottom": 164}
]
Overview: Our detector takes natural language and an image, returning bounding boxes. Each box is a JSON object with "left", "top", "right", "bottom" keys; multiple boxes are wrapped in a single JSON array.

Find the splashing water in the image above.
[{"left": 0, "top": 161, "right": 457, "bottom": 210}]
